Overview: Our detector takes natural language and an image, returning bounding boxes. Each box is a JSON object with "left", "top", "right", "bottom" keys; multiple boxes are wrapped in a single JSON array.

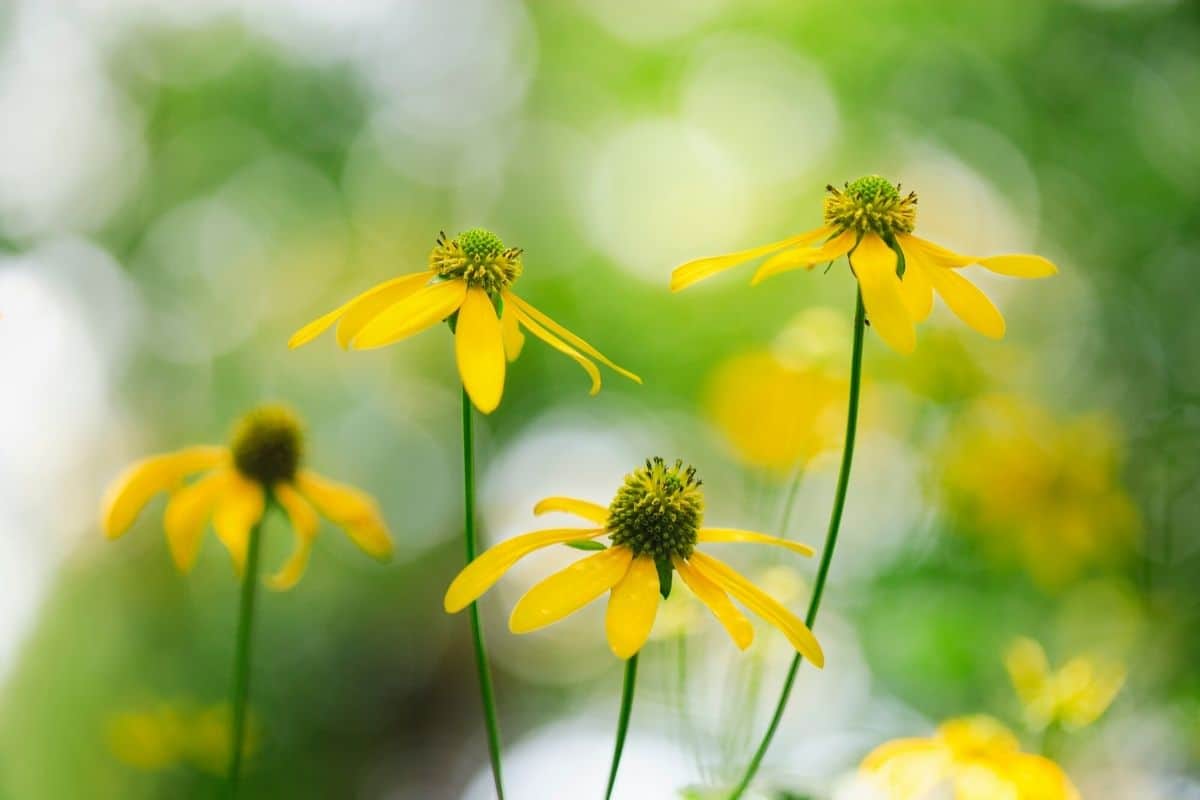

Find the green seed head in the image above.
[
  {"left": 230, "top": 405, "right": 304, "bottom": 486},
  {"left": 430, "top": 228, "right": 523, "bottom": 294},
  {"left": 607, "top": 458, "right": 704, "bottom": 560},
  {"left": 823, "top": 175, "right": 917, "bottom": 238}
]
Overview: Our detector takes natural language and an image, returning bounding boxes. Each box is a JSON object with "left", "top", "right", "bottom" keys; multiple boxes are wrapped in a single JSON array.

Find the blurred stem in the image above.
[
  {"left": 605, "top": 654, "right": 640, "bottom": 800},
  {"left": 728, "top": 290, "right": 866, "bottom": 800},
  {"left": 462, "top": 389, "right": 506, "bottom": 799},
  {"left": 227, "top": 500, "right": 269, "bottom": 797}
]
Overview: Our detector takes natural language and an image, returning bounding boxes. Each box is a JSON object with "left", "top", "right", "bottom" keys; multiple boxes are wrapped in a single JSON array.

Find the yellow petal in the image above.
[
  {"left": 673, "top": 556, "right": 753, "bottom": 649},
  {"left": 212, "top": 473, "right": 266, "bottom": 574},
  {"left": 670, "top": 226, "right": 831, "bottom": 292},
  {"left": 897, "top": 239, "right": 934, "bottom": 322},
  {"left": 689, "top": 551, "right": 824, "bottom": 667},
  {"left": 500, "top": 299, "right": 525, "bottom": 362},
  {"left": 504, "top": 292, "right": 641, "bottom": 384},
  {"left": 288, "top": 304, "right": 348, "bottom": 350},
  {"left": 977, "top": 254, "right": 1058, "bottom": 278},
  {"left": 287, "top": 271, "right": 433, "bottom": 350},
  {"left": 334, "top": 270, "right": 435, "bottom": 349},
  {"left": 101, "top": 446, "right": 229, "bottom": 539},
  {"left": 1003, "top": 754, "right": 1081, "bottom": 800},
  {"left": 902, "top": 234, "right": 975, "bottom": 268},
  {"left": 750, "top": 229, "right": 856, "bottom": 286},
  {"left": 533, "top": 496, "right": 610, "bottom": 525},
  {"left": 850, "top": 233, "right": 915, "bottom": 354},
  {"left": 923, "top": 262, "right": 1006, "bottom": 339},
  {"left": 443, "top": 527, "right": 606, "bottom": 613},
  {"left": 455, "top": 287, "right": 506, "bottom": 414},
  {"left": 1005, "top": 637, "right": 1050, "bottom": 709},
  {"left": 605, "top": 554, "right": 661, "bottom": 659},
  {"left": 267, "top": 482, "right": 321, "bottom": 591},
  {"left": 349, "top": 279, "right": 467, "bottom": 350},
  {"left": 511, "top": 305, "right": 602, "bottom": 395},
  {"left": 509, "top": 546, "right": 633, "bottom": 634},
  {"left": 294, "top": 470, "right": 392, "bottom": 561},
  {"left": 163, "top": 468, "right": 232, "bottom": 572},
  {"left": 697, "top": 528, "right": 815, "bottom": 557}
]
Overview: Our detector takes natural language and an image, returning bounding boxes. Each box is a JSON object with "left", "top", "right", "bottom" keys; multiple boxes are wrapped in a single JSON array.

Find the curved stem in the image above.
[
  {"left": 605, "top": 654, "right": 640, "bottom": 800},
  {"left": 462, "top": 389, "right": 506, "bottom": 799},
  {"left": 727, "top": 290, "right": 866, "bottom": 799},
  {"left": 227, "top": 505, "right": 268, "bottom": 797}
]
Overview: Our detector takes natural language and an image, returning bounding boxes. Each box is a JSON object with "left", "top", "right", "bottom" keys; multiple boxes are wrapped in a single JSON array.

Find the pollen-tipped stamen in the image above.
[
  {"left": 607, "top": 458, "right": 704, "bottom": 561},
  {"left": 823, "top": 175, "right": 917, "bottom": 239},
  {"left": 230, "top": 405, "right": 304, "bottom": 486},
  {"left": 430, "top": 228, "right": 523, "bottom": 295}
]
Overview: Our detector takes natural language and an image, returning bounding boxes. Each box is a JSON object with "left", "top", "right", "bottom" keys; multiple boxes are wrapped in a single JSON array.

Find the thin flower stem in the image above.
[
  {"left": 605, "top": 654, "right": 640, "bottom": 800},
  {"left": 462, "top": 388, "right": 506, "bottom": 799},
  {"left": 227, "top": 502, "right": 269, "bottom": 797},
  {"left": 727, "top": 290, "right": 866, "bottom": 800}
]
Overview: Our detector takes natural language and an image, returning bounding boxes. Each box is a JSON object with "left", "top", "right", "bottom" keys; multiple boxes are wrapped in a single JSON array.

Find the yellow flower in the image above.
[
  {"left": 705, "top": 349, "right": 845, "bottom": 473},
  {"left": 108, "top": 701, "right": 258, "bottom": 775},
  {"left": 861, "top": 715, "right": 1079, "bottom": 800},
  {"left": 289, "top": 228, "right": 640, "bottom": 413},
  {"left": 1006, "top": 637, "right": 1125, "bottom": 731},
  {"left": 101, "top": 405, "right": 392, "bottom": 589},
  {"left": 444, "top": 458, "right": 824, "bottom": 663},
  {"left": 938, "top": 394, "right": 1140, "bottom": 588},
  {"left": 670, "top": 175, "right": 1057, "bottom": 354}
]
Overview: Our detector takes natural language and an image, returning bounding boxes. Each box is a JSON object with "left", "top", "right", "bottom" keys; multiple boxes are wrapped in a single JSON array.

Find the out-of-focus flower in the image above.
[
  {"left": 861, "top": 715, "right": 1079, "bottom": 799},
  {"left": 876, "top": 328, "right": 990, "bottom": 406},
  {"left": 107, "top": 701, "right": 258, "bottom": 775},
  {"left": 444, "top": 458, "right": 823, "bottom": 664},
  {"left": 937, "top": 394, "right": 1141, "bottom": 587},
  {"left": 289, "top": 228, "right": 640, "bottom": 413},
  {"left": 101, "top": 405, "right": 392, "bottom": 589},
  {"left": 705, "top": 349, "right": 844, "bottom": 474},
  {"left": 671, "top": 176, "right": 1057, "bottom": 354},
  {"left": 1006, "top": 637, "right": 1126, "bottom": 731}
]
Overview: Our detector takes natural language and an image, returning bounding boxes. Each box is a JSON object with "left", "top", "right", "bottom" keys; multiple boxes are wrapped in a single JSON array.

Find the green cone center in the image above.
[
  {"left": 607, "top": 458, "right": 704, "bottom": 560},
  {"left": 231, "top": 405, "right": 304, "bottom": 486}
]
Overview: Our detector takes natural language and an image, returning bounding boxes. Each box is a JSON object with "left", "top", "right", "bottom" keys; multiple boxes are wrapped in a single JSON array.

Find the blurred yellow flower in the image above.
[
  {"left": 876, "top": 328, "right": 990, "bottom": 406},
  {"left": 444, "top": 458, "right": 824, "bottom": 664},
  {"left": 107, "top": 701, "right": 258, "bottom": 775},
  {"left": 1006, "top": 637, "right": 1125, "bottom": 731},
  {"left": 705, "top": 349, "right": 844, "bottom": 473},
  {"left": 671, "top": 176, "right": 1056, "bottom": 354},
  {"left": 101, "top": 405, "right": 392, "bottom": 589},
  {"left": 938, "top": 395, "right": 1140, "bottom": 587},
  {"left": 861, "top": 715, "right": 1079, "bottom": 800},
  {"left": 289, "top": 228, "right": 640, "bottom": 413}
]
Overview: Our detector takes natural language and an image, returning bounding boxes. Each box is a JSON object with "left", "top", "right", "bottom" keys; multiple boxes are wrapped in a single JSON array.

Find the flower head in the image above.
[
  {"left": 289, "top": 228, "right": 640, "bottom": 414},
  {"left": 860, "top": 715, "right": 1080, "bottom": 800},
  {"left": 443, "top": 459, "right": 824, "bottom": 663},
  {"left": 671, "top": 176, "right": 1057, "bottom": 354},
  {"left": 101, "top": 404, "right": 392, "bottom": 589},
  {"left": 1006, "top": 637, "right": 1125, "bottom": 731}
]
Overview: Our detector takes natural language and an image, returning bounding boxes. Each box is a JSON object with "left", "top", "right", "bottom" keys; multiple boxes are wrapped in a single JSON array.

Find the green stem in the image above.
[
  {"left": 227, "top": 504, "right": 268, "bottom": 797},
  {"left": 462, "top": 389, "right": 506, "bottom": 799},
  {"left": 605, "top": 654, "right": 640, "bottom": 800},
  {"left": 727, "top": 290, "right": 866, "bottom": 800}
]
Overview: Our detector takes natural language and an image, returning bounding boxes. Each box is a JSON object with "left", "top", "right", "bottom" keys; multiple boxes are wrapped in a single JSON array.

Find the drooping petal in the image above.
[
  {"left": 533, "top": 496, "right": 610, "bottom": 525},
  {"left": 443, "top": 527, "right": 606, "bottom": 613},
  {"left": 504, "top": 292, "right": 641, "bottom": 384},
  {"left": 163, "top": 468, "right": 233, "bottom": 572},
  {"left": 349, "top": 279, "right": 467, "bottom": 350},
  {"left": 287, "top": 271, "right": 434, "bottom": 350},
  {"left": 212, "top": 472, "right": 266, "bottom": 574},
  {"left": 673, "top": 556, "right": 754, "bottom": 649},
  {"left": 901, "top": 234, "right": 975, "bottom": 268},
  {"left": 605, "top": 555, "right": 661, "bottom": 659},
  {"left": 511, "top": 305, "right": 602, "bottom": 395},
  {"left": 287, "top": 304, "right": 348, "bottom": 350},
  {"left": 670, "top": 226, "right": 831, "bottom": 292},
  {"left": 102, "top": 446, "right": 229, "bottom": 539},
  {"left": 499, "top": 299, "right": 525, "bottom": 362},
  {"left": 923, "top": 262, "right": 1006, "bottom": 339},
  {"left": 897, "top": 240, "right": 935, "bottom": 322},
  {"left": 294, "top": 470, "right": 392, "bottom": 561},
  {"left": 334, "top": 271, "right": 436, "bottom": 348},
  {"left": 850, "top": 233, "right": 916, "bottom": 354},
  {"left": 689, "top": 551, "right": 824, "bottom": 667},
  {"left": 509, "top": 546, "right": 634, "bottom": 634},
  {"left": 750, "top": 229, "right": 857, "bottom": 286},
  {"left": 697, "top": 528, "right": 815, "bottom": 557},
  {"left": 977, "top": 254, "right": 1058, "bottom": 278},
  {"left": 455, "top": 287, "right": 506, "bottom": 414},
  {"left": 267, "top": 482, "right": 321, "bottom": 591}
]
